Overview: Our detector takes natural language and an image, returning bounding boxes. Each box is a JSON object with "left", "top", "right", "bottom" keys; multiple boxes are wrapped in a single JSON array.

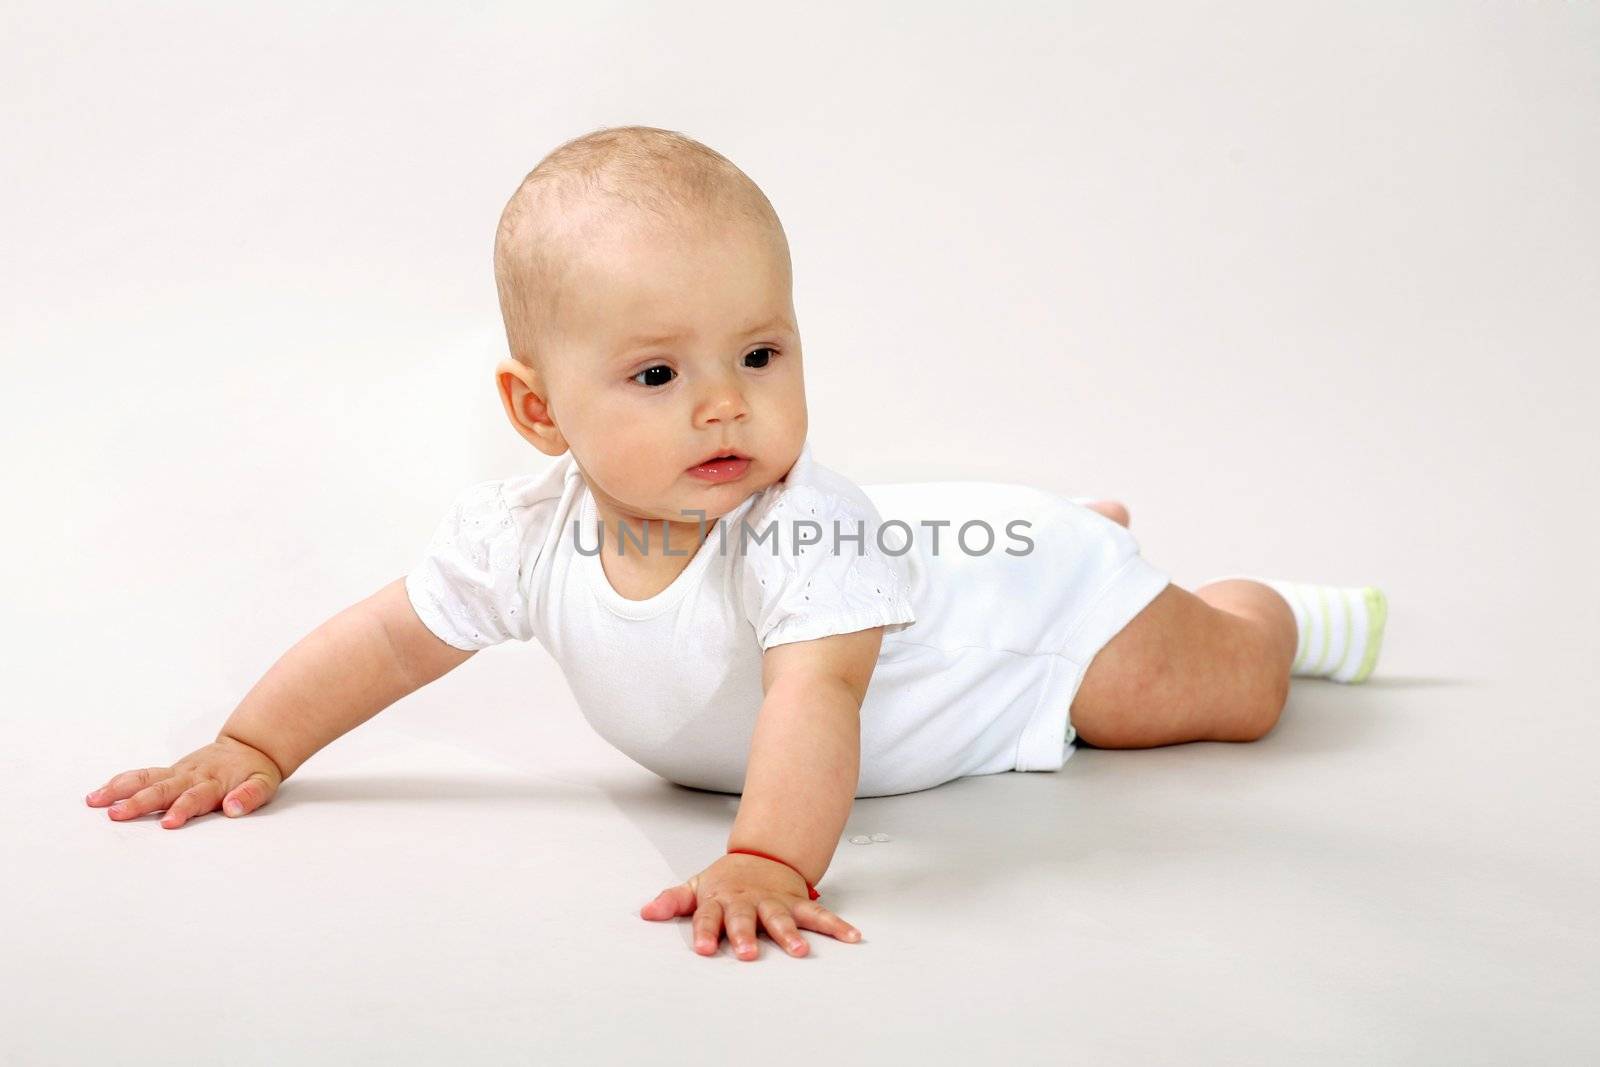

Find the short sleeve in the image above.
[
  {"left": 404, "top": 479, "right": 538, "bottom": 651},
  {"left": 739, "top": 483, "right": 917, "bottom": 652}
]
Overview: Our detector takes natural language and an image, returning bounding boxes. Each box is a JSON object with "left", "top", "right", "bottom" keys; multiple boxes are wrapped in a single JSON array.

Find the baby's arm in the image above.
[
  {"left": 642, "top": 625, "right": 876, "bottom": 958},
  {"left": 222, "top": 577, "right": 472, "bottom": 778},
  {"left": 729, "top": 626, "right": 883, "bottom": 889},
  {"left": 86, "top": 577, "right": 473, "bottom": 828}
]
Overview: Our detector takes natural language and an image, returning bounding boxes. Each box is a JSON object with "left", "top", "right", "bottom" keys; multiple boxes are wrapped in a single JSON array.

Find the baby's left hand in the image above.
[{"left": 639, "top": 852, "right": 863, "bottom": 960}]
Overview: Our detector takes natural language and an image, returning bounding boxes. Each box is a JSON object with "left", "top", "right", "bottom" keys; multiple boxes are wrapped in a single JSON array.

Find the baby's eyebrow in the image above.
[
  {"left": 617, "top": 329, "right": 685, "bottom": 350},
  {"left": 613, "top": 318, "right": 795, "bottom": 354}
]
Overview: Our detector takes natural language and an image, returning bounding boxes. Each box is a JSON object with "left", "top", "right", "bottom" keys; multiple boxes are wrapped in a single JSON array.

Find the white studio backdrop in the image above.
[{"left": 2, "top": 3, "right": 1596, "bottom": 1063}]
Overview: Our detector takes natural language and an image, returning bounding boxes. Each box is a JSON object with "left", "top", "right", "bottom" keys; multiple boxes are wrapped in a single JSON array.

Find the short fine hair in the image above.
[{"left": 492, "top": 125, "right": 789, "bottom": 372}]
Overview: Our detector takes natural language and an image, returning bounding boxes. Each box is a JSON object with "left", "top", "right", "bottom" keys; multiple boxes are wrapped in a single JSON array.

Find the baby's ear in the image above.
[{"left": 494, "top": 358, "right": 566, "bottom": 455}]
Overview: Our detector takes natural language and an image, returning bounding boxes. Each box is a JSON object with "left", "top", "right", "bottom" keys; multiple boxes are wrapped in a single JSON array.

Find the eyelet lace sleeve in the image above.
[
  {"left": 404, "top": 480, "right": 537, "bottom": 651},
  {"left": 739, "top": 484, "right": 917, "bottom": 652}
]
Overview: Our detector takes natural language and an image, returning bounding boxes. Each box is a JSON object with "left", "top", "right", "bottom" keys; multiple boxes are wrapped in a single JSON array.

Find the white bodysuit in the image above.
[{"left": 404, "top": 439, "right": 1171, "bottom": 797}]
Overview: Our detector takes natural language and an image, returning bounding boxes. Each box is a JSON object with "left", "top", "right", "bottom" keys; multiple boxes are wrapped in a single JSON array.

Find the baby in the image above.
[{"left": 84, "top": 125, "right": 1388, "bottom": 961}]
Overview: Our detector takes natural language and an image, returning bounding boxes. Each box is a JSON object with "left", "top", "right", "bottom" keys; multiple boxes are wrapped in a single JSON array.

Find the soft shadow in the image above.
[
  {"left": 264, "top": 772, "right": 605, "bottom": 813},
  {"left": 596, "top": 775, "right": 778, "bottom": 952},
  {"left": 598, "top": 776, "right": 746, "bottom": 863},
  {"left": 595, "top": 678, "right": 1437, "bottom": 922},
  {"left": 1356, "top": 675, "right": 1485, "bottom": 689}
]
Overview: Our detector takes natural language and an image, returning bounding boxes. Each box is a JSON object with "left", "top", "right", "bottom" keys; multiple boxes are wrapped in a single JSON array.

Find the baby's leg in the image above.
[{"left": 1069, "top": 580, "right": 1296, "bottom": 748}]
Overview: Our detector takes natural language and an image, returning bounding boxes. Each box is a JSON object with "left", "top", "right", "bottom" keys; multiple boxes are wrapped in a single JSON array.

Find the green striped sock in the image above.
[{"left": 1206, "top": 576, "right": 1387, "bottom": 683}]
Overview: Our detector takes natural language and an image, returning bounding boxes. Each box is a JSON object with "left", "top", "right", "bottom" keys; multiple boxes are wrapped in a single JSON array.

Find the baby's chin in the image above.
[
  {"left": 591, "top": 481, "right": 765, "bottom": 527},
  {"left": 670, "top": 478, "right": 774, "bottom": 521}
]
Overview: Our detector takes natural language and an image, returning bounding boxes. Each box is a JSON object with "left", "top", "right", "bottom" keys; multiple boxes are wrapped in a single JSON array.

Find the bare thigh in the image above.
[{"left": 1069, "top": 582, "right": 1290, "bottom": 748}]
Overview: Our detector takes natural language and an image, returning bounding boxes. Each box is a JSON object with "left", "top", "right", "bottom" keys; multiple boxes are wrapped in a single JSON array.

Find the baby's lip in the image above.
[{"left": 688, "top": 449, "right": 752, "bottom": 469}]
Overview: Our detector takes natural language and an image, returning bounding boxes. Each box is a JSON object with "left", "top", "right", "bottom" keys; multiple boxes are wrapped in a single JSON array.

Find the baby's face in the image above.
[{"left": 535, "top": 214, "right": 808, "bottom": 526}]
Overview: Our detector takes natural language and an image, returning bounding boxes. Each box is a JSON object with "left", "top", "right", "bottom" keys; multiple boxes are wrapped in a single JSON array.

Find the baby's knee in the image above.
[{"left": 1227, "top": 650, "right": 1290, "bottom": 742}]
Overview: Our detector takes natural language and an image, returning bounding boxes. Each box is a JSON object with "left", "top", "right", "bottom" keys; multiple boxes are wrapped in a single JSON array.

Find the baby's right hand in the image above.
[{"left": 85, "top": 736, "right": 284, "bottom": 829}]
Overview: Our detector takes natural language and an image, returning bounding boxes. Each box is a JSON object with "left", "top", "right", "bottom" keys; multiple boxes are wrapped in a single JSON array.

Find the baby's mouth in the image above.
[
  {"left": 688, "top": 449, "right": 752, "bottom": 469},
  {"left": 686, "top": 453, "right": 753, "bottom": 482}
]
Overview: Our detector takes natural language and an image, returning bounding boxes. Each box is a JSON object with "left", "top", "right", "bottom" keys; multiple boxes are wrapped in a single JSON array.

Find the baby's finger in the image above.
[
  {"left": 160, "top": 779, "right": 224, "bottom": 829},
  {"left": 724, "top": 901, "right": 760, "bottom": 960},
  {"left": 221, "top": 772, "right": 277, "bottom": 818},
  {"left": 639, "top": 883, "right": 695, "bottom": 921},
  {"left": 86, "top": 768, "right": 173, "bottom": 807},
  {"left": 692, "top": 899, "right": 724, "bottom": 956},
  {"left": 792, "top": 901, "right": 863, "bottom": 944},
  {"left": 108, "top": 776, "right": 188, "bottom": 820},
  {"left": 757, "top": 899, "right": 809, "bottom": 957}
]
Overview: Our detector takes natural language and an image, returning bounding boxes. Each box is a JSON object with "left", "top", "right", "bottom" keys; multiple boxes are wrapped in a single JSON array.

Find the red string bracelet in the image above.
[{"left": 727, "top": 847, "right": 821, "bottom": 899}]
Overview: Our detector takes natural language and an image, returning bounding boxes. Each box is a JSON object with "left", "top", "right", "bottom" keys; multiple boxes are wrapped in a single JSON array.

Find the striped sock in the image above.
[{"left": 1205, "top": 576, "right": 1388, "bottom": 683}]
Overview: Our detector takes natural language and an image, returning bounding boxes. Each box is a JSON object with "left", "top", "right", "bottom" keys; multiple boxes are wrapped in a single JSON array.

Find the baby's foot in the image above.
[{"left": 1084, "top": 500, "right": 1130, "bottom": 528}]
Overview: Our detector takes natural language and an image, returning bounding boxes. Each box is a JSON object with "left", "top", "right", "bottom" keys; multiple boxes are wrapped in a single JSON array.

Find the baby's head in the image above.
[{"left": 492, "top": 126, "right": 807, "bottom": 528}]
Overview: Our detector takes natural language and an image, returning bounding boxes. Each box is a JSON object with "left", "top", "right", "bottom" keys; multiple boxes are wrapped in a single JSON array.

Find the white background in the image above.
[{"left": 3, "top": 3, "right": 1596, "bottom": 1063}]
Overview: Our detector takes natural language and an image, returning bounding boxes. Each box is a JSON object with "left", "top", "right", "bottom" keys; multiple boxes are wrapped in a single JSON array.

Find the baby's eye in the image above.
[
  {"left": 744, "top": 347, "right": 779, "bottom": 369},
  {"left": 631, "top": 365, "right": 676, "bottom": 388}
]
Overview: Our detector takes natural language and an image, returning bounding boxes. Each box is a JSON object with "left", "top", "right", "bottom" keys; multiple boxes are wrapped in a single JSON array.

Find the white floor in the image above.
[
  {"left": 5, "top": 4, "right": 1597, "bottom": 1064},
  {"left": 17, "top": 611, "right": 1596, "bottom": 1063}
]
